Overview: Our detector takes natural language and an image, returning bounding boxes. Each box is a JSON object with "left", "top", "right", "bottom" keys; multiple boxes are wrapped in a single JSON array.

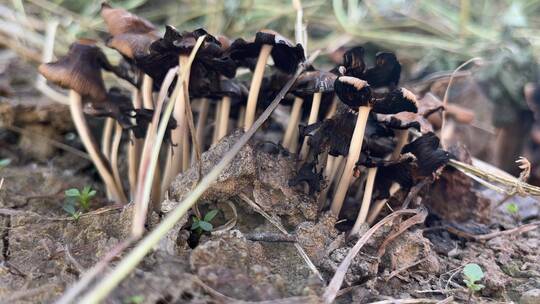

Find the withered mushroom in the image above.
[
  {"left": 224, "top": 30, "right": 305, "bottom": 130},
  {"left": 100, "top": 2, "right": 159, "bottom": 197},
  {"left": 38, "top": 39, "right": 127, "bottom": 203},
  {"left": 289, "top": 70, "right": 336, "bottom": 157},
  {"left": 330, "top": 73, "right": 417, "bottom": 216}
]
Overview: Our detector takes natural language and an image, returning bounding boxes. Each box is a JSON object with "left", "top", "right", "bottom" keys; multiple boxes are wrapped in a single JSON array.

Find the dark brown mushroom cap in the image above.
[
  {"left": 301, "top": 111, "right": 355, "bottom": 157},
  {"left": 130, "top": 108, "right": 177, "bottom": 144},
  {"left": 100, "top": 2, "right": 156, "bottom": 36},
  {"left": 101, "top": 3, "right": 159, "bottom": 60},
  {"left": 374, "top": 161, "right": 414, "bottom": 198},
  {"left": 223, "top": 30, "right": 305, "bottom": 74},
  {"left": 288, "top": 162, "right": 323, "bottom": 194},
  {"left": 83, "top": 87, "right": 134, "bottom": 128},
  {"left": 202, "top": 78, "right": 248, "bottom": 100},
  {"left": 401, "top": 132, "right": 450, "bottom": 176},
  {"left": 334, "top": 76, "right": 372, "bottom": 109},
  {"left": 291, "top": 70, "right": 336, "bottom": 97},
  {"left": 342, "top": 46, "right": 366, "bottom": 78},
  {"left": 371, "top": 88, "right": 418, "bottom": 114},
  {"left": 376, "top": 112, "right": 434, "bottom": 133},
  {"left": 362, "top": 52, "right": 401, "bottom": 88},
  {"left": 135, "top": 26, "right": 236, "bottom": 89},
  {"left": 38, "top": 39, "right": 107, "bottom": 101}
]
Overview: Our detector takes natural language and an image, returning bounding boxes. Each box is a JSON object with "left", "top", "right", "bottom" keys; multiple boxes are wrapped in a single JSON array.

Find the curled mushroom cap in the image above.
[
  {"left": 342, "top": 46, "right": 366, "bottom": 78},
  {"left": 376, "top": 112, "right": 434, "bottom": 134},
  {"left": 334, "top": 76, "right": 372, "bottom": 109},
  {"left": 101, "top": 2, "right": 156, "bottom": 36},
  {"left": 223, "top": 29, "right": 305, "bottom": 74},
  {"left": 83, "top": 87, "right": 134, "bottom": 128},
  {"left": 101, "top": 3, "right": 159, "bottom": 60},
  {"left": 401, "top": 132, "right": 450, "bottom": 176},
  {"left": 136, "top": 26, "right": 235, "bottom": 89},
  {"left": 130, "top": 108, "right": 177, "bottom": 143},
  {"left": 39, "top": 39, "right": 108, "bottom": 101},
  {"left": 362, "top": 52, "right": 401, "bottom": 88},
  {"left": 371, "top": 88, "right": 418, "bottom": 114},
  {"left": 291, "top": 70, "right": 336, "bottom": 97}
]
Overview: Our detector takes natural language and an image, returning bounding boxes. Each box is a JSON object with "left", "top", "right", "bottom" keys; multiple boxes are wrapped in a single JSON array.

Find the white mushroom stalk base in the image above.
[
  {"left": 69, "top": 91, "right": 127, "bottom": 204},
  {"left": 282, "top": 97, "right": 304, "bottom": 150},
  {"left": 330, "top": 106, "right": 371, "bottom": 216},
  {"left": 244, "top": 44, "right": 273, "bottom": 131}
]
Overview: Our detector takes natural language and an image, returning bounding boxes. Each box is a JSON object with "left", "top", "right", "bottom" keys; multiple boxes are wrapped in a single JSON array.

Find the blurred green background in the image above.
[{"left": 3, "top": 0, "right": 540, "bottom": 67}]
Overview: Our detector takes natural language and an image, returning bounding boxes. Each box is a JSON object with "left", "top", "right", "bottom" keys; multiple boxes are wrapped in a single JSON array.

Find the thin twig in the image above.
[
  {"left": 239, "top": 193, "right": 322, "bottom": 280},
  {"left": 445, "top": 221, "right": 539, "bottom": 241},
  {"left": 377, "top": 208, "right": 428, "bottom": 258},
  {"left": 322, "top": 209, "right": 422, "bottom": 304},
  {"left": 54, "top": 237, "right": 135, "bottom": 304},
  {"left": 441, "top": 58, "right": 483, "bottom": 149},
  {"left": 386, "top": 258, "right": 427, "bottom": 281}
]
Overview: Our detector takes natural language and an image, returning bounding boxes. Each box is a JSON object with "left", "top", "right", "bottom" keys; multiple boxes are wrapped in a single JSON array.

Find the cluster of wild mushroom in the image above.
[{"left": 39, "top": 3, "right": 450, "bottom": 229}]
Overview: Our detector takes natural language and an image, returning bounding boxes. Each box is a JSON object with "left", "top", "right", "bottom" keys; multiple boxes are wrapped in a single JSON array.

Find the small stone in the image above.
[{"left": 521, "top": 289, "right": 540, "bottom": 304}]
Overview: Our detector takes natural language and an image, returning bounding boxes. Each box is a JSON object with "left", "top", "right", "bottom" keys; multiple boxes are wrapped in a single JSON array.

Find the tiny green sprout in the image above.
[
  {"left": 124, "top": 295, "right": 144, "bottom": 304},
  {"left": 191, "top": 209, "right": 219, "bottom": 235},
  {"left": 0, "top": 158, "right": 11, "bottom": 169},
  {"left": 65, "top": 186, "right": 96, "bottom": 212},
  {"left": 506, "top": 203, "right": 519, "bottom": 215},
  {"left": 62, "top": 202, "right": 81, "bottom": 221},
  {"left": 463, "top": 263, "right": 485, "bottom": 302},
  {"left": 63, "top": 186, "right": 97, "bottom": 220}
]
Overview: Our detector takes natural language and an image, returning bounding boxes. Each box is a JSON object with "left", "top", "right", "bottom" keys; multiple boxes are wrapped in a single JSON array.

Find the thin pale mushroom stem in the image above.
[
  {"left": 350, "top": 166, "right": 377, "bottom": 235},
  {"left": 325, "top": 96, "right": 338, "bottom": 119},
  {"left": 132, "top": 37, "right": 206, "bottom": 239},
  {"left": 101, "top": 117, "right": 115, "bottom": 200},
  {"left": 352, "top": 128, "right": 408, "bottom": 231},
  {"left": 217, "top": 96, "right": 232, "bottom": 141},
  {"left": 243, "top": 44, "right": 273, "bottom": 131},
  {"left": 195, "top": 98, "right": 210, "bottom": 152},
  {"left": 133, "top": 67, "right": 180, "bottom": 238},
  {"left": 78, "top": 51, "right": 316, "bottom": 304},
  {"left": 237, "top": 105, "right": 246, "bottom": 129},
  {"left": 299, "top": 92, "right": 322, "bottom": 159},
  {"left": 318, "top": 155, "right": 343, "bottom": 212},
  {"left": 140, "top": 74, "right": 162, "bottom": 204},
  {"left": 128, "top": 88, "right": 143, "bottom": 199},
  {"left": 142, "top": 74, "right": 154, "bottom": 109},
  {"left": 367, "top": 182, "right": 400, "bottom": 225},
  {"left": 69, "top": 91, "right": 127, "bottom": 204},
  {"left": 162, "top": 55, "right": 190, "bottom": 193},
  {"left": 180, "top": 56, "right": 192, "bottom": 172},
  {"left": 111, "top": 122, "right": 126, "bottom": 200},
  {"left": 212, "top": 101, "right": 223, "bottom": 145},
  {"left": 282, "top": 97, "right": 304, "bottom": 149},
  {"left": 330, "top": 106, "right": 371, "bottom": 217},
  {"left": 182, "top": 77, "right": 202, "bottom": 171}
]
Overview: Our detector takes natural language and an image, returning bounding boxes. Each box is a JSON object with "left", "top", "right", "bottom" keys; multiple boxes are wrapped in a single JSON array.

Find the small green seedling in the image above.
[
  {"left": 65, "top": 186, "right": 96, "bottom": 211},
  {"left": 191, "top": 209, "right": 219, "bottom": 235},
  {"left": 123, "top": 295, "right": 144, "bottom": 304},
  {"left": 506, "top": 203, "right": 518, "bottom": 215},
  {"left": 0, "top": 158, "right": 11, "bottom": 169},
  {"left": 463, "top": 263, "right": 485, "bottom": 303},
  {"left": 63, "top": 186, "right": 97, "bottom": 220},
  {"left": 63, "top": 202, "right": 82, "bottom": 220}
]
